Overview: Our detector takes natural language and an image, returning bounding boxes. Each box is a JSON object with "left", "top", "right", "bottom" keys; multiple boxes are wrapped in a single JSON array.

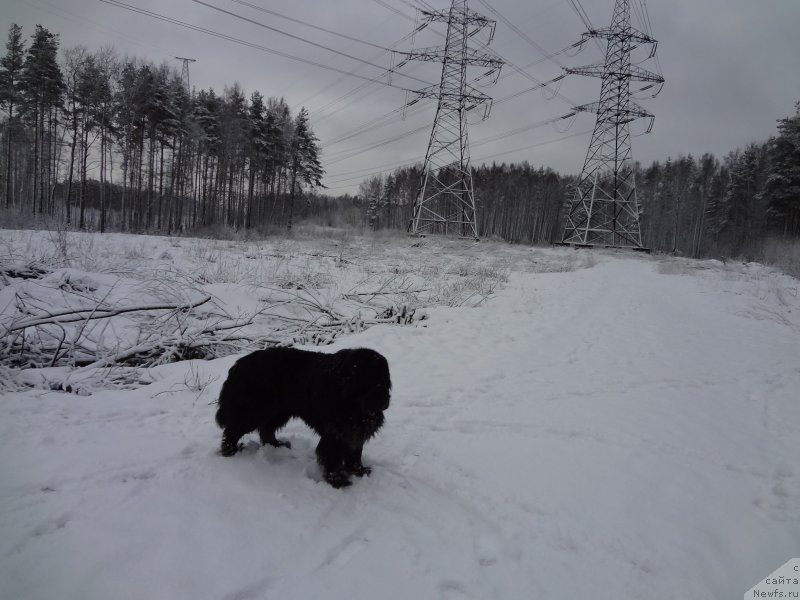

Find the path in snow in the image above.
[{"left": 1, "top": 248, "right": 799, "bottom": 600}]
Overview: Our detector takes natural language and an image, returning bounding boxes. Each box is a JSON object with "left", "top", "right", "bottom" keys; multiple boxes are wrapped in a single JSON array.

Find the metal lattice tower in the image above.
[
  {"left": 175, "top": 56, "right": 196, "bottom": 95},
  {"left": 560, "top": 0, "right": 663, "bottom": 250},
  {"left": 399, "top": 0, "right": 503, "bottom": 238}
]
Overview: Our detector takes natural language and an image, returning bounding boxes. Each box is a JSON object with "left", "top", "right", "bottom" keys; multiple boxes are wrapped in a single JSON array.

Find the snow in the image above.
[{"left": 1, "top": 230, "right": 799, "bottom": 600}]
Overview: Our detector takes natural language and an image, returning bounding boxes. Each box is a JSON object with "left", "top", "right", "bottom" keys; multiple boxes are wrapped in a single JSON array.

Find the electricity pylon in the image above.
[
  {"left": 399, "top": 0, "right": 503, "bottom": 239},
  {"left": 175, "top": 56, "right": 196, "bottom": 95},
  {"left": 560, "top": 0, "right": 663, "bottom": 250}
]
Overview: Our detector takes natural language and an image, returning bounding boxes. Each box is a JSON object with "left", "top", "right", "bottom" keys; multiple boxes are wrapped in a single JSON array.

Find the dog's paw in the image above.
[
  {"left": 325, "top": 471, "right": 353, "bottom": 488},
  {"left": 352, "top": 465, "right": 372, "bottom": 477},
  {"left": 219, "top": 442, "right": 243, "bottom": 457}
]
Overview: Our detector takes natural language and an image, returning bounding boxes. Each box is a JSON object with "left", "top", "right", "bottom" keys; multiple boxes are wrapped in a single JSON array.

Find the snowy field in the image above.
[{"left": 1, "top": 229, "right": 799, "bottom": 600}]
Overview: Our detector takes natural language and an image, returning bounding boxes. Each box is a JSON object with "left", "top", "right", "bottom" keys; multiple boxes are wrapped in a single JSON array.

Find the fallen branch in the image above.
[
  {"left": 344, "top": 289, "right": 427, "bottom": 297},
  {"left": 4, "top": 296, "right": 212, "bottom": 334}
]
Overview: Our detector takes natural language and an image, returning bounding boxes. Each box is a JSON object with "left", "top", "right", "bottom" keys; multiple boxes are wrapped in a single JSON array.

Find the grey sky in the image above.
[{"left": 2, "top": 0, "right": 799, "bottom": 195}]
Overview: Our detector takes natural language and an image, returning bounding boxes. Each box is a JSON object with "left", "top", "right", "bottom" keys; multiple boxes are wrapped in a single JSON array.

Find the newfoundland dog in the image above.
[{"left": 215, "top": 347, "right": 391, "bottom": 488}]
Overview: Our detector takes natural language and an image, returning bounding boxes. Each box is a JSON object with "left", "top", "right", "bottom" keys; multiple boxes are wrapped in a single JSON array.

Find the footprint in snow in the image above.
[
  {"left": 328, "top": 536, "right": 370, "bottom": 567},
  {"left": 221, "top": 576, "right": 273, "bottom": 600},
  {"left": 31, "top": 513, "right": 71, "bottom": 537},
  {"left": 473, "top": 535, "right": 499, "bottom": 567},
  {"left": 439, "top": 580, "right": 472, "bottom": 600}
]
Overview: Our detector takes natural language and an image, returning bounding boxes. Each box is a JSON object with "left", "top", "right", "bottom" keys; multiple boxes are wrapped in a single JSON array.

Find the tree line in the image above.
[
  {"left": 356, "top": 163, "right": 568, "bottom": 244},
  {"left": 2, "top": 23, "right": 797, "bottom": 259},
  {"left": 356, "top": 101, "right": 799, "bottom": 257},
  {"left": 0, "top": 23, "right": 324, "bottom": 233}
]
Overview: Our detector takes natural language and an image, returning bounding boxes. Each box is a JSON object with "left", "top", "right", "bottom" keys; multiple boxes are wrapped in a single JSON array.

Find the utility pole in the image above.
[
  {"left": 560, "top": 0, "right": 663, "bottom": 250},
  {"left": 398, "top": 0, "right": 503, "bottom": 239},
  {"left": 175, "top": 56, "right": 196, "bottom": 95}
]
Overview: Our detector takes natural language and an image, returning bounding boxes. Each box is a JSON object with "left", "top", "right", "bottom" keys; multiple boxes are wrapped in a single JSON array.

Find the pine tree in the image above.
[
  {"left": 94, "top": 47, "right": 118, "bottom": 233},
  {"left": 0, "top": 24, "right": 25, "bottom": 208},
  {"left": 20, "top": 25, "right": 63, "bottom": 214},
  {"left": 760, "top": 101, "right": 800, "bottom": 236},
  {"left": 111, "top": 60, "right": 140, "bottom": 229},
  {"left": 721, "top": 144, "right": 767, "bottom": 254},
  {"left": 381, "top": 174, "right": 395, "bottom": 229},
  {"left": 245, "top": 90, "right": 270, "bottom": 229},
  {"left": 192, "top": 88, "right": 221, "bottom": 226},
  {"left": 690, "top": 153, "right": 719, "bottom": 257},
  {"left": 286, "top": 107, "right": 323, "bottom": 231},
  {"left": 76, "top": 54, "right": 112, "bottom": 229},
  {"left": 219, "top": 84, "right": 249, "bottom": 228},
  {"left": 62, "top": 45, "right": 88, "bottom": 224}
]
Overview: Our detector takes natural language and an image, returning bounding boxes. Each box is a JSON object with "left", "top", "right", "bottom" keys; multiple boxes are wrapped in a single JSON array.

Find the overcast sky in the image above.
[{"left": 3, "top": 0, "right": 799, "bottom": 195}]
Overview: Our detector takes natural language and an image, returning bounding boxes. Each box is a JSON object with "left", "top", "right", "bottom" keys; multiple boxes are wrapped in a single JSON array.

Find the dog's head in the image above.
[{"left": 337, "top": 348, "right": 392, "bottom": 414}]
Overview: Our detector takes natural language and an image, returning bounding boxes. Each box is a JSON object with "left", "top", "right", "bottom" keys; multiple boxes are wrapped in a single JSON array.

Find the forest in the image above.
[
  {"left": 358, "top": 111, "right": 800, "bottom": 259},
  {"left": 1, "top": 23, "right": 798, "bottom": 263},
  {"left": 0, "top": 24, "right": 325, "bottom": 236}
]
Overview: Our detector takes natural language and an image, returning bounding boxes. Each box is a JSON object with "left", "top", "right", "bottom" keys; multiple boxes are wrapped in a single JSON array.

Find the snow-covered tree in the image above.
[
  {"left": 0, "top": 23, "right": 25, "bottom": 208},
  {"left": 20, "top": 25, "right": 63, "bottom": 214},
  {"left": 286, "top": 107, "right": 323, "bottom": 231},
  {"left": 760, "top": 101, "right": 800, "bottom": 236}
]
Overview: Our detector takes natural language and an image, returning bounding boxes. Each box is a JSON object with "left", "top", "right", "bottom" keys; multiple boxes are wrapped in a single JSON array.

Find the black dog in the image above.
[{"left": 215, "top": 347, "right": 391, "bottom": 488}]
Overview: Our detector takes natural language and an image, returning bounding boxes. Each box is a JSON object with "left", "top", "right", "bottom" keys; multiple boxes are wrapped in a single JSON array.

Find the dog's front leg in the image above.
[
  {"left": 345, "top": 444, "right": 371, "bottom": 477},
  {"left": 316, "top": 436, "right": 353, "bottom": 488}
]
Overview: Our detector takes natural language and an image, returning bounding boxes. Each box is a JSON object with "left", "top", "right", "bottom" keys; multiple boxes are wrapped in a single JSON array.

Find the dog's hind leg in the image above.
[
  {"left": 258, "top": 415, "right": 292, "bottom": 449},
  {"left": 258, "top": 427, "right": 292, "bottom": 449},
  {"left": 220, "top": 427, "right": 246, "bottom": 457}
]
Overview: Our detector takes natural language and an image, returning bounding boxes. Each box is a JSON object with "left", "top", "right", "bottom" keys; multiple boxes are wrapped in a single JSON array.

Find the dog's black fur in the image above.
[{"left": 215, "top": 347, "right": 391, "bottom": 488}]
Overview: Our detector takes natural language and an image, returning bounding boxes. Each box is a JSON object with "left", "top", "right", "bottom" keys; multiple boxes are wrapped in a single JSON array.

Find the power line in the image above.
[
  {"left": 300, "top": 25, "right": 431, "bottom": 117},
  {"left": 369, "top": 0, "right": 417, "bottom": 23},
  {"left": 20, "top": 0, "right": 174, "bottom": 56},
  {"left": 475, "top": 0, "right": 565, "bottom": 69},
  {"left": 318, "top": 37, "right": 583, "bottom": 153},
  {"left": 226, "top": 0, "right": 388, "bottom": 51},
  {"left": 98, "top": 0, "right": 430, "bottom": 92},
  {"left": 321, "top": 17, "right": 582, "bottom": 140},
  {"left": 372, "top": 0, "right": 577, "bottom": 108},
  {"left": 190, "top": 0, "right": 434, "bottom": 88},
  {"left": 325, "top": 123, "right": 432, "bottom": 165},
  {"left": 323, "top": 102, "right": 425, "bottom": 147},
  {"left": 565, "top": 0, "right": 605, "bottom": 53},
  {"left": 323, "top": 128, "right": 591, "bottom": 189},
  {"left": 321, "top": 71, "right": 571, "bottom": 163}
]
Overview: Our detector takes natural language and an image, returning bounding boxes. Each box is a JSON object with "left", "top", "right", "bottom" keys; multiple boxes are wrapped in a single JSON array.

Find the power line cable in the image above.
[
  {"left": 369, "top": 0, "right": 417, "bottom": 23},
  {"left": 226, "top": 0, "right": 389, "bottom": 51},
  {"left": 322, "top": 70, "right": 570, "bottom": 158},
  {"left": 565, "top": 0, "right": 605, "bottom": 53},
  {"left": 399, "top": 0, "right": 579, "bottom": 105},
  {"left": 20, "top": 0, "right": 174, "bottom": 56},
  {"left": 301, "top": 25, "right": 430, "bottom": 117},
  {"left": 190, "top": 0, "right": 434, "bottom": 88},
  {"left": 325, "top": 108, "right": 579, "bottom": 172},
  {"left": 324, "top": 128, "right": 591, "bottom": 189},
  {"left": 475, "top": 0, "right": 565, "bottom": 68},
  {"left": 324, "top": 123, "right": 432, "bottom": 165},
  {"left": 98, "top": 0, "right": 430, "bottom": 92},
  {"left": 323, "top": 101, "right": 427, "bottom": 147}
]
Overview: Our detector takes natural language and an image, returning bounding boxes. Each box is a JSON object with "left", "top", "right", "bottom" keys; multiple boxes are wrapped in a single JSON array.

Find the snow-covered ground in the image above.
[{"left": 1, "top": 229, "right": 799, "bottom": 600}]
